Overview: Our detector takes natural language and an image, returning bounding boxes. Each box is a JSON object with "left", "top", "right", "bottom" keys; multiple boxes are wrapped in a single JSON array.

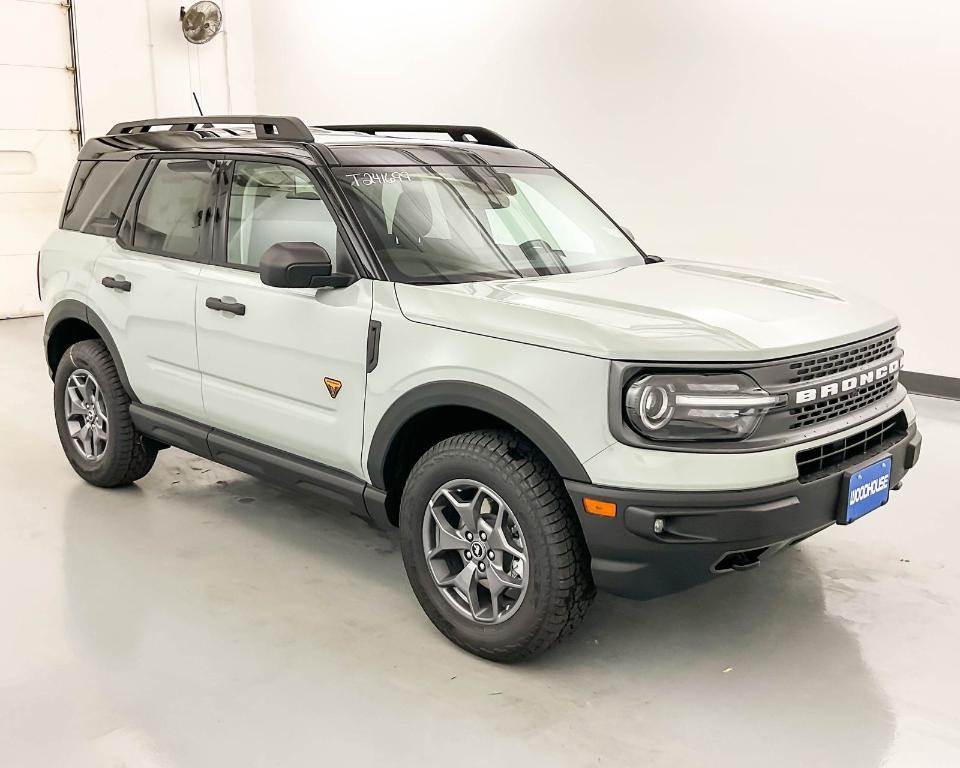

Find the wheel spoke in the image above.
[
  {"left": 487, "top": 505, "right": 524, "bottom": 561},
  {"left": 92, "top": 424, "right": 107, "bottom": 446},
  {"left": 427, "top": 505, "right": 468, "bottom": 557},
  {"left": 461, "top": 568, "right": 483, "bottom": 619},
  {"left": 488, "top": 584, "right": 500, "bottom": 618},
  {"left": 440, "top": 488, "right": 482, "bottom": 532},
  {"left": 83, "top": 376, "right": 97, "bottom": 405},
  {"left": 438, "top": 562, "right": 483, "bottom": 618},
  {"left": 77, "top": 423, "right": 92, "bottom": 456},
  {"left": 66, "top": 385, "right": 86, "bottom": 417},
  {"left": 485, "top": 562, "right": 523, "bottom": 596},
  {"left": 475, "top": 491, "right": 498, "bottom": 530}
]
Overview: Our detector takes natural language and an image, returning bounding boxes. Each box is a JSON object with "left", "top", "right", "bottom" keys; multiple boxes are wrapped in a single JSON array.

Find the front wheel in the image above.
[{"left": 399, "top": 430, "right": 595, "bottom": 662}]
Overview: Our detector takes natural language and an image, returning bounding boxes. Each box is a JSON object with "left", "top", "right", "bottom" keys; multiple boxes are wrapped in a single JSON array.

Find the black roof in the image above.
[{"left": 79, "top": 115, "right": 548, "bottom": 168}]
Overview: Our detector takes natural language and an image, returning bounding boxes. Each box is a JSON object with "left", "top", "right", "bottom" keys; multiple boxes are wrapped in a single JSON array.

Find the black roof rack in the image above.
[
  {"left": 318, "top": 124, "right": 517, "bottom": 149},
  {"left": 107, "top": 115, "right": 314, "bottom": 142}
]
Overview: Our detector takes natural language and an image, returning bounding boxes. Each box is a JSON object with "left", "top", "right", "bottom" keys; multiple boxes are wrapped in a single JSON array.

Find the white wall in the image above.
[
  {"left": 252, "top": 0, "right": 959, "bottom": 377},
  {"left": 0, "top": 0, "right": 77, "bottom": 318},
  {"left": 0, "top": 0, "right": 258, "bottom": 317},
  {"left": 75, "top": 0, "right": 256, "bottom": 139}
]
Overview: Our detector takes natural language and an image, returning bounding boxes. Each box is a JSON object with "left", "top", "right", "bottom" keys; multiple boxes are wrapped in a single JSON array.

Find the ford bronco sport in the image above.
[{"left": 40, "top": 116, "right": 922, "bottom": 661}]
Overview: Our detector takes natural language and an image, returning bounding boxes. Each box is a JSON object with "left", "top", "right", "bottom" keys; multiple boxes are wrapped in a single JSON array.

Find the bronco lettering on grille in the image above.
[{"left": 794, "top": 358, "right": 901, "bottom": 405}]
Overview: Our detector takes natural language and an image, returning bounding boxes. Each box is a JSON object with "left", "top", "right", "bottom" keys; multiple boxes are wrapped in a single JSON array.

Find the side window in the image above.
[
  {"left": 62, "top": 160, "right": 143, "bottom": 237},
  {"left": 226, "top": 161, "right": 353, "bottom": 273},
  {"left": 132, "top": 159, "right": 215, "bottom": 259}
]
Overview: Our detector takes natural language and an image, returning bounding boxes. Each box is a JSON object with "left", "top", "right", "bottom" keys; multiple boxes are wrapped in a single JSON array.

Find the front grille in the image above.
[
  {"left": 795, "top": 412, "right": 907, "bottom": 481},
  {"left": 787, "top": 331, "right": 897, "bottom": 384},
  {"left": 612, "top": 328, "right": 904, "bottom": 452},
  {"left": 788, "top": 375, "right": 899, "bottom": 429}
]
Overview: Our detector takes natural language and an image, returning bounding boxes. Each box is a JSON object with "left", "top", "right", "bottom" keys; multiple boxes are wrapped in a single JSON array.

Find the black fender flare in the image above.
[
  {"left": 367, "top": 381, "right": 591, "bottom": 488},
  {"left": 44, "top": 299, "right": 138, "bottom": 401}
]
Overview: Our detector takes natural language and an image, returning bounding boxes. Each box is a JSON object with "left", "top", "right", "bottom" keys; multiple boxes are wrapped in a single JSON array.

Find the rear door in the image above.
[
  {"left": 92, "top": 156, "right": 217, "bottom": 422},
  {"left": 195, "top": 158, "right": 372, "bottom": 478}
]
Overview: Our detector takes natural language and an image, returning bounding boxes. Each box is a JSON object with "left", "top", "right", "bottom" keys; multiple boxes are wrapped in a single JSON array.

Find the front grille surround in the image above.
[
  {"left": 795, "top": 412, "right": 908, "bottom": 481},
  {"left": 608, "top": 327, "right": 905, "bottom": 454}
]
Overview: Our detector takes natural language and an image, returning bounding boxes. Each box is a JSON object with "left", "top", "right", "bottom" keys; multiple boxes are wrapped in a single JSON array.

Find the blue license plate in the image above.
[{"left": 840, "top": 456, "right": 893, "bottom": 524}]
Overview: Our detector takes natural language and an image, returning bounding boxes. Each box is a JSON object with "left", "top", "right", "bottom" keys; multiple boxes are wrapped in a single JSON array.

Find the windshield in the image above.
[{"left": 334, "top": 165, "right": 645, "bottom": 284}]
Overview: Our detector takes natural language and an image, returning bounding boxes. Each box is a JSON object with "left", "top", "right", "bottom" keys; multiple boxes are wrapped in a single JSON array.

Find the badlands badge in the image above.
[{"left": 323, "top": 377, "right": 342, "bottom": 399}]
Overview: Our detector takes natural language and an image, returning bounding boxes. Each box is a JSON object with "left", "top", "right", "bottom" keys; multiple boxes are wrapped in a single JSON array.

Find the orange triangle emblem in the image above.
[{"left": 323, "top": 377, "right": 343, "bottom": 399}]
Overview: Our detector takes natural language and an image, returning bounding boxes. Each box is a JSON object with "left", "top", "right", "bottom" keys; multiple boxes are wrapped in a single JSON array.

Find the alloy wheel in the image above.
[
  {"left": 422, "top": 479, "right": 529, "bottom": 624},
  {"left": 64, "top": 369, "right": 109, "bottom": 461}
]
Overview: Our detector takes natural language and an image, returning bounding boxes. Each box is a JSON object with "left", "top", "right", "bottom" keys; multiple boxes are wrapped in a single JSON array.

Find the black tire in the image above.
[
  {"left": 399, "top": 429, "right": 595, "bottom": 662},
  {"left": 53, "top": 339, "right": 158, "bottom": 487}
]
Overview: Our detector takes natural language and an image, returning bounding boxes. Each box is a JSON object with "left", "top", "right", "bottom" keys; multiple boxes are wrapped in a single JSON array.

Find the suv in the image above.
[{"left": 41, "top": 115, "right": 922, "bottom": 661}]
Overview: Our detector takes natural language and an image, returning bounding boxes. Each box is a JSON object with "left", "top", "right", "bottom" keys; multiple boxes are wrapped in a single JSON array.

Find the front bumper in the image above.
[{"left": 565, "top": 421, "right": 922, "bottom": 600}]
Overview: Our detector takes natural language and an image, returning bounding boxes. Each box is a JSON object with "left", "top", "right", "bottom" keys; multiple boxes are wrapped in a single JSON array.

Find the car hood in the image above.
[{"left": 394, "top": 261, "right": 900, "bottom": 361}]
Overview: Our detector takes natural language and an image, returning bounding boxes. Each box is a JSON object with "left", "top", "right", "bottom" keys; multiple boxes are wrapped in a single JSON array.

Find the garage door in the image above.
[{"left": 0, "top": 0, "right": 78, "bottom": 318}]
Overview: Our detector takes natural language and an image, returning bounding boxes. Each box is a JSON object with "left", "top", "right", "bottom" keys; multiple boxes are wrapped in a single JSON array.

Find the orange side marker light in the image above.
[{"left": 583, "top": 498, "right": 616, "bottom": 518}]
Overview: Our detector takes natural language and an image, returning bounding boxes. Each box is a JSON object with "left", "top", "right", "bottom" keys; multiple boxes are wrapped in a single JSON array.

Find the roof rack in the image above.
[
  {"left": 107, "top": 115, "right": 315, "bottom": 142},
  {"left": 318, "top": 124, "right": 517, "bottom": 149}
]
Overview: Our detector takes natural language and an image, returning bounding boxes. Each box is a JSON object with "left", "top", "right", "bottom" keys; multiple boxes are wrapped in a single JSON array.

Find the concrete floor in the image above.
[{"left": 1, "top": 316, "right": 958, "bottom": 767}]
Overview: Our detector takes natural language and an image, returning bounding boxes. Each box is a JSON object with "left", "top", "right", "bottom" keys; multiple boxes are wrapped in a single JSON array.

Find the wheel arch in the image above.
[
  {"left": 368, "top": 382, "right": 590, "bottom": 522},
  {"left": 44, "top": 300, "right": 137, "bottom": 400}
]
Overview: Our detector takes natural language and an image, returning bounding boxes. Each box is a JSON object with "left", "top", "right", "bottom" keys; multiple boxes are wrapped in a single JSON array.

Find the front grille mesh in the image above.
[
  {"left": 795, "top": 412, "right": 907, "bottom": 481},
  {"left": 788, "top": 376, "right": 899, "bottom": 429},
  {"left": 787, "top": 332, "right": 897, "bottom": 384}
]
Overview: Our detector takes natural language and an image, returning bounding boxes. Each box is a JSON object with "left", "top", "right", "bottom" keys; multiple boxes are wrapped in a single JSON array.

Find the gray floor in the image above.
[{"left": 1, "top": 316, "right": 958, "bottom": 768}]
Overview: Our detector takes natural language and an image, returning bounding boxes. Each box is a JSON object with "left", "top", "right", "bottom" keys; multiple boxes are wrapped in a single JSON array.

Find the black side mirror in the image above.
[{"left": 259, "top": 242, "right": 354, "bottom": 289}]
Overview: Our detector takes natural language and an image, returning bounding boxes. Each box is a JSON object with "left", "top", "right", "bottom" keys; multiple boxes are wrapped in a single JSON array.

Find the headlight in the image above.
[{"left": 624, "top": 373, "right": 783, "bottom": 441}]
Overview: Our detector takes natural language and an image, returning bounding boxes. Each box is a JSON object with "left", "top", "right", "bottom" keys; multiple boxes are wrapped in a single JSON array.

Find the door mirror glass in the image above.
[{"left": 260, "top": 241, "right": 352, "bottom": 288}]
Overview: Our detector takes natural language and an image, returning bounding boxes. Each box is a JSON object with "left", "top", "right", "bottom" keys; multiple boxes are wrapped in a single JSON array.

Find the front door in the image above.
[{"left": 195, "top": 159, "right": 372, "bottom": 478}]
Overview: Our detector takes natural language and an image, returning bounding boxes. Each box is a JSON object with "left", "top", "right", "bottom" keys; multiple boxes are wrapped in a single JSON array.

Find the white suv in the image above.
[{"left": 40, "top": 116, "right": 922, "bottom": 661}]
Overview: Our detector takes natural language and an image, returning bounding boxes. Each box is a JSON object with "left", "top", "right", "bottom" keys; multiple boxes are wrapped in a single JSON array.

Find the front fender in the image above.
[{"left": 366, "top": 380, "right": 591, "bottom": 488}]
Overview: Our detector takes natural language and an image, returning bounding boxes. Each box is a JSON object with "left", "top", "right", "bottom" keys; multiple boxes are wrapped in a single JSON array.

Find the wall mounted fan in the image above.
[{"left": 180, "top": 2, "right": 223, "bottom": 45}]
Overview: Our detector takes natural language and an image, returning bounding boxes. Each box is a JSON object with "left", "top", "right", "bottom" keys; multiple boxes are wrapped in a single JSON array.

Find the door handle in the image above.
[
  {"left": 205, "top": 296, "right": 246, "bottom": 316},
  {"left": 101, "top": 276, "right": 132, "bottom": 292}
]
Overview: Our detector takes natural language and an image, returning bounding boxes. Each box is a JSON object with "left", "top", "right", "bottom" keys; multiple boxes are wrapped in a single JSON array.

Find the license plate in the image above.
[{"left": 839, "top": 456, "right": 893, "bottom": 524}]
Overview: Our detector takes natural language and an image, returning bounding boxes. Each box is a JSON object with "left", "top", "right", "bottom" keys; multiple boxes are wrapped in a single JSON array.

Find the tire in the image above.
[
  {"left": 53, "top": 339, "right": 158, "bottom": 487},
  {"left": 399, "top": 429, "right": 595, "bottom": 662}
]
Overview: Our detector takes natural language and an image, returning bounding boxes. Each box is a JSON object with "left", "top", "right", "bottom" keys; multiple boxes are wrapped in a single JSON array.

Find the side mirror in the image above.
[
  {"left": 259, "top": 242, "right": 354, "bottom": 289},
  {"left": 622, "top": 227, "right": 636, "bottom": 242}
]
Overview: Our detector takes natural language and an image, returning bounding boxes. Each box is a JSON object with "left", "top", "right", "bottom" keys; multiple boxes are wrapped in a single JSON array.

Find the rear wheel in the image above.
[
  {"left": 400, "top": 429, "right": 595, "bottom": 662},
  {"left": 53, "top": 339, "right": 158, "bottom": 487}
]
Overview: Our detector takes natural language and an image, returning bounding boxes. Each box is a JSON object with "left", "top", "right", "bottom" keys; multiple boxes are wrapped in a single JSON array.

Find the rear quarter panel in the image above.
[{"left": 40, "top": 229, "right": 109, "bottom": 317}]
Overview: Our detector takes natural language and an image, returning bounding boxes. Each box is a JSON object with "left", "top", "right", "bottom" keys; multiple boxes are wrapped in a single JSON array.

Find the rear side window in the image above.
[
  {"left": 132, "top": 159, "right": 215, "bottom": 259},
  {"left": 61, "top": 161, "right": 142, "bottom": 237}
]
